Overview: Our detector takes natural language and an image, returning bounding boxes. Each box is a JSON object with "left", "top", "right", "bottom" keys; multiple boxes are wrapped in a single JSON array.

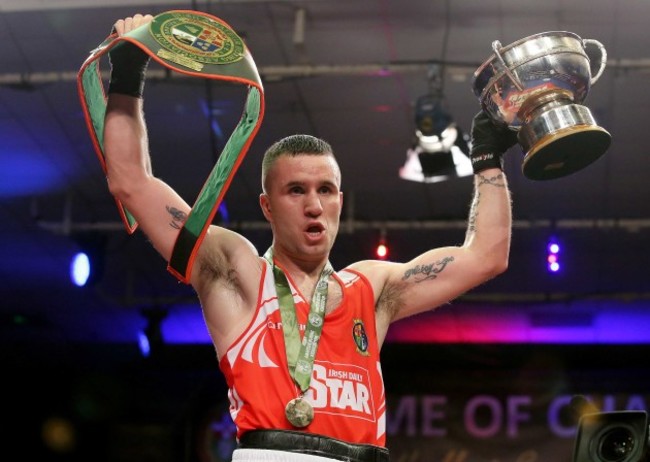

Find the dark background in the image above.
[
  {"left": 1, "top": 1, "right": 650, "bottom": 461},
  {"left": 6, "top": 343, "right": 650, "bottom": 461}
]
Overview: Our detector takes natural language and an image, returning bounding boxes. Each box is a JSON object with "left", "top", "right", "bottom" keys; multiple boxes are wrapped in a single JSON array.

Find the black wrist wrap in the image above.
[
  {"left": 108, "top": 41, "right": 151, "bottom": 98},
  {"left": 470, "top": 151, "right": 504, "bottom": 174},
  {"left": 469, "top": 111, "right": 518, "bottom": 174}
]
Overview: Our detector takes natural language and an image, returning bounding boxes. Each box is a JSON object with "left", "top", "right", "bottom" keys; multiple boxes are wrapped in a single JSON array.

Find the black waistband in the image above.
[{"left": 238, "top": 429, "right": 390, "bottom": 462}]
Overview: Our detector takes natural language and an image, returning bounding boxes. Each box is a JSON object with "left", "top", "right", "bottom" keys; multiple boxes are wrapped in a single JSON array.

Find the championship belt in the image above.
[{"left": 77, "top": 10, "right": 265, "bottom": 283}]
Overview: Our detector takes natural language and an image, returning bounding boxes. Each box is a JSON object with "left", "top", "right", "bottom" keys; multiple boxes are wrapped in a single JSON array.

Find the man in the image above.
[{"left": 104, "top": 13, "right": 517, "bottom": 462}]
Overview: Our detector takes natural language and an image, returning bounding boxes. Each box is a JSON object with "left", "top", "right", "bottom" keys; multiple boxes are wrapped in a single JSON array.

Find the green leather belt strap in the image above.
[{"left": 77, "top": 10, "right": 265, "bottom": 284}]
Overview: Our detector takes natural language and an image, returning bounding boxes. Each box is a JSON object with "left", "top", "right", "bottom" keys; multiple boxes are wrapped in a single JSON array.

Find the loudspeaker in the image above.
[{"left": 573, "top": 411, "right": 649, "bottom": 462}]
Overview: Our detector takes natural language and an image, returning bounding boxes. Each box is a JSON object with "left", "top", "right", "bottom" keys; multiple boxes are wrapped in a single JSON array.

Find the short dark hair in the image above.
[{"left": 261, "top": 134, "right": 336, "bottom": 192}]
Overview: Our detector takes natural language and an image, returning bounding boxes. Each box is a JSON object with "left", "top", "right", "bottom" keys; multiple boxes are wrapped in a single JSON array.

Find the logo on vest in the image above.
[
  {"left": 352, "top": 319, "right": 369, "bottom": 356},
  {"left": 305, "top": 362, "right": 375, "bottom": 421}
]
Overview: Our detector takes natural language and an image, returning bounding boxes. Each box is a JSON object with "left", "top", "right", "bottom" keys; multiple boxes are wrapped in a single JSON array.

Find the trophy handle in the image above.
[
  {"left": 492, "top": 40, "right": 524, "bottom": 91},
  {"left": 582, "top": 39, "right": 607, "bottom": 85}
]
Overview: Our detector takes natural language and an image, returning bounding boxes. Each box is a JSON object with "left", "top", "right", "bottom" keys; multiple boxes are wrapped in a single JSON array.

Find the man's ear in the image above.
[{"left": 259, "top": 193, "right": 271, "bottom": 221}]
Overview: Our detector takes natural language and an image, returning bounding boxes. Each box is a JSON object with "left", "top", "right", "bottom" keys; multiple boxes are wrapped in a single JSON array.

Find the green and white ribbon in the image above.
[{"left": 264, "top": 248, "right": 333, "bottom": 392}]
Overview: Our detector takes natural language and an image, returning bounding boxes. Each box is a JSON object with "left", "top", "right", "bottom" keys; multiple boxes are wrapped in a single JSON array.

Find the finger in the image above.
[
  {"left": 123, "top": 16, "right": 134, "bottom": 33},
  {"left": 132, "top": 13, "right": 154, "bottom": 29},
  {"left": 113, "top": 19, "right": 125, "bottom": 35},
  {"left": 112, "top": 14, "right": 153, "bottom": 36}
]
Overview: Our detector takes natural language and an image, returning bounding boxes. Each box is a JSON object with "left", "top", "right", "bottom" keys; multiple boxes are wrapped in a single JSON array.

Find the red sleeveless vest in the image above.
[{"left": 219, "top": 261, "right": 386, "bottom": 446}]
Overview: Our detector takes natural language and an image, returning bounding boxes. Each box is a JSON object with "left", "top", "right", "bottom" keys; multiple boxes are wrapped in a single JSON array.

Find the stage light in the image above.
[
  {"left": 374, "top": 231, "right": 390, "bottom": 260},
  {"left": 69, "top": 233, "right": 107, "bottom": 287},
  {"left": 400, "top": 90, "right": 472, "bottom": 183},
  {"left": 573, "top": 411, "right": 649, "bottom": 462},
  {"left": 70, "top": 252, "right": 91, "bottom": 287},
  {"left": 547, "top": 238, "right": 561, "bottom": 273},
  {"left": 41, "top": 416, "right": 76, "bottom": 454},
  {"left": 139, "top": 307, "right": 168, "bottom": 358},
  {"left": 375, "top": 241, "right": 389, "bottom": 260},
  {"left": 399, "top": 128, "right": 473, "bottom": 183},
  {"left": 415, "top": 94, "right": 453, "bottom": 138},
  {"left": 137, "top": 331, "right": 151, "bottom": 358},
  {"left": 376, "top": 243, "right": 388, "bottom": 259}
]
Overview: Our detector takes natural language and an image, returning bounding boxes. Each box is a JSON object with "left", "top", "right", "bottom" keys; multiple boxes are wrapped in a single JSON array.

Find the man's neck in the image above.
[
  {"left": 270, "top": 246, "right": 329, "bottom": 279},
  {"left": 268, "top": 247, "right": 333, "bottom": 304}
]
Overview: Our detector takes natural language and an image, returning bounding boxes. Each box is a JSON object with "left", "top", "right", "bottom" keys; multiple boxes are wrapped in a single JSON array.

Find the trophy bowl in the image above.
[{"left": 472, "top": 31, "right": 611, "bottom": 180}]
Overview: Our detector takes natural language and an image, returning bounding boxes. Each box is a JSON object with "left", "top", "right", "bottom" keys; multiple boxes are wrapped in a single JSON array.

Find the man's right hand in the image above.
[
  {"left": 469, "top": 110, "right": 519, "bottom": 174},
  {"left": 112, "top": 14, "right": 154, "bottom": 36},
  {"left": 108, "top": 14, "right": 154, "bottom": 98}
]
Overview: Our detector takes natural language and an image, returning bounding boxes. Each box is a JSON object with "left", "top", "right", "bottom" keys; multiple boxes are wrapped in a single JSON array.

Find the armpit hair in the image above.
[
  {"left": 376, "top": 279, "right": 407, "bottom": 321},
  {"left": 198, "top": 250, "right": 240, "bottom": 291}
]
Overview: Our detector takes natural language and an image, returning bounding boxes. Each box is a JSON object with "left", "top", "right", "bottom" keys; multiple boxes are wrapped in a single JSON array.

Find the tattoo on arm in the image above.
[
  {"left": 477, "top": 172, "right": 505, "bottom": 188},
  {"left": 166, "top": 205, "right": 187, "bottom": 229},
  {"left": 467, "top": 192, "right": 480, "bottom": 234},
  {"left": 402, "top": 256, "right": 455, "bottom": 283},
  {"left": 467, "top": 173, "right": 506, "bottom": 235}
]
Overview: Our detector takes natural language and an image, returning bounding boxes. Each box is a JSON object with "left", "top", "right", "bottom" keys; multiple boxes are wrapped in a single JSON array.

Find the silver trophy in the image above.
[{"left": 472, "top": 31, "right": 611, "bottom": 180}]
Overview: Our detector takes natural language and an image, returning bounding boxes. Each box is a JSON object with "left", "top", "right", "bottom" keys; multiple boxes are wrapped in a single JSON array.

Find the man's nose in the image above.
[{"left": 304, "top": 191, "right": 323, "bottom": 215}]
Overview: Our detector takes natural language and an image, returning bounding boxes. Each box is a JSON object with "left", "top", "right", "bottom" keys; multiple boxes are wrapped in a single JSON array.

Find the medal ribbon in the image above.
[
  {"left": 263, "top": 248, "right": 333, "bottom": 392},
  {"left": 77, "top": 10, "right": 265, "bottom": 284}
]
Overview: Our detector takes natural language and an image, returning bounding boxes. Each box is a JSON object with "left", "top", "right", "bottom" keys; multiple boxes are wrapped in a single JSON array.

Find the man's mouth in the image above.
[{"left": 306, "top": 224, "right": 325, "bottom": 236}]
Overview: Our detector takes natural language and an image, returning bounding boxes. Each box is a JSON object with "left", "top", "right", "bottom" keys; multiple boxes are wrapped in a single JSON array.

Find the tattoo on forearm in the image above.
[
  {"left": 467, "top": 173, "right": 506, "bottom": 235},
  {"left": 467, "top": 192, "right": 480, "bottom": 234},
  {"left": 402, "top": 256, "right": 455, "bottom": 283},
  {"left": 477, "top": 172, "right": 506, "bottom": 188},
  {"left": 166, "top": 206, "right": 187, "bottom": 229}
]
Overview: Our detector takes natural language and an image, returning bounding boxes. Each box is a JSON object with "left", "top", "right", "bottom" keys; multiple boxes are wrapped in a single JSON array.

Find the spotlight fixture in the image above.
[
  {"left": 399, "top": 123, "right": 473, "bottom": 184},
  {"left": 415, "top": 94, "right": 453, "bottom": 138},
  {"left": 400, "top": 78, "right": 473, "bottom": 183}
]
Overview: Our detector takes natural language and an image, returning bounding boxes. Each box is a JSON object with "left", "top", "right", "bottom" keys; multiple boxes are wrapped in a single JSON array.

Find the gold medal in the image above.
[{"left": 285, "top": 397, "right": 314, "bottom": 428}]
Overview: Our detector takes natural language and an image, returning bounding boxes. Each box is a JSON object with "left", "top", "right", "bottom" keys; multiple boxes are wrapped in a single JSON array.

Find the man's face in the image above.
[{"left": 260, "top": 154, "right": 343, "bottom": 262}]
